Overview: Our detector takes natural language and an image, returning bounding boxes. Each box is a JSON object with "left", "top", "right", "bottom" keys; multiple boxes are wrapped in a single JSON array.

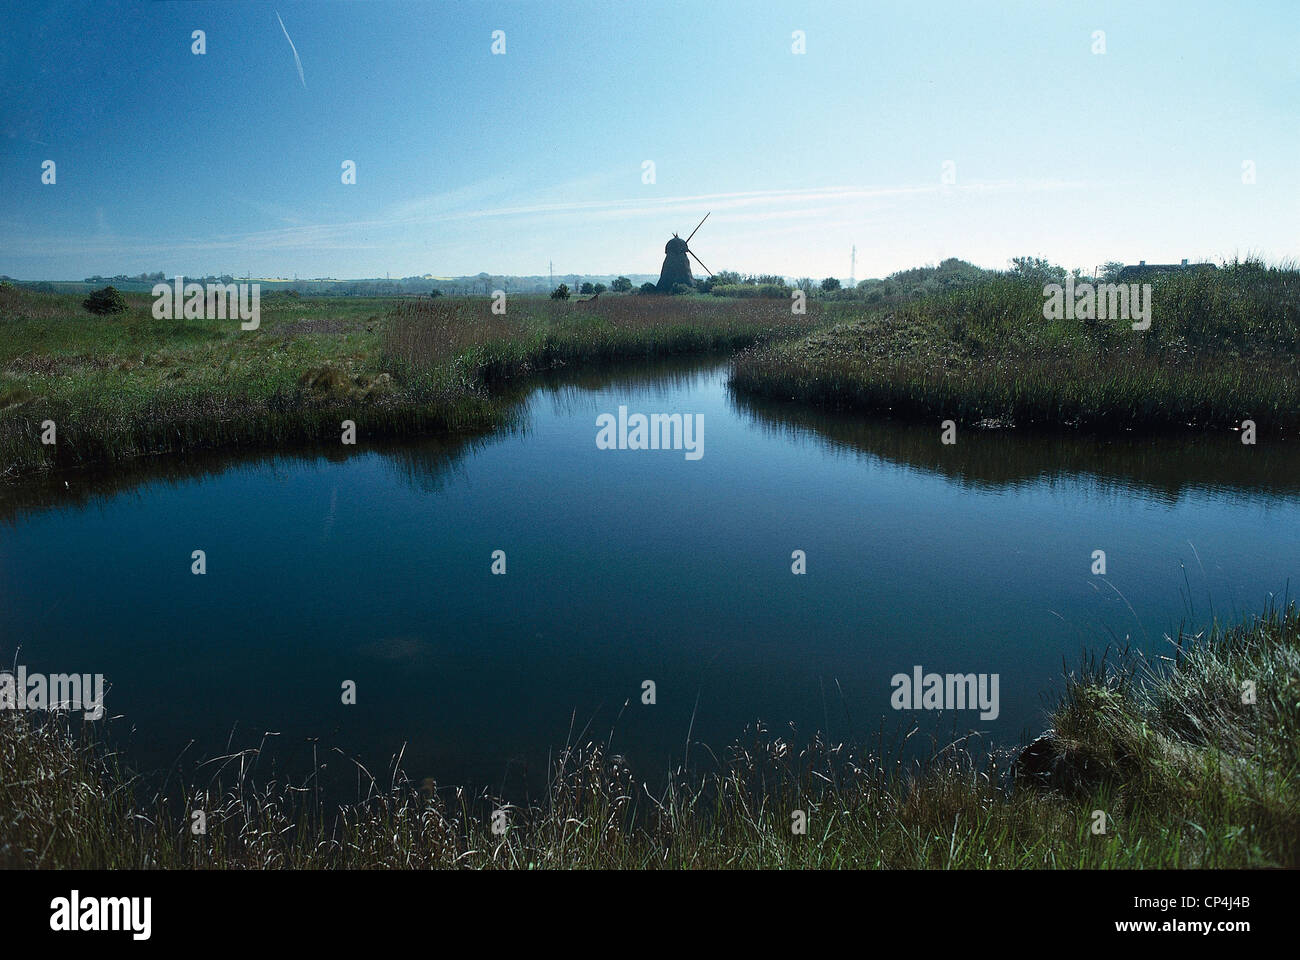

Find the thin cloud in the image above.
[
  {"left": 276, "top": 12, "right": 307, "bottom": 90},
  {"left": 13, "top": 179, "right": 1088, "bottom": 262}
]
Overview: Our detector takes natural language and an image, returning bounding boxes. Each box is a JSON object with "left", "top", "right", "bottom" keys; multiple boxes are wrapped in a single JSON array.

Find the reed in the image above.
[
  {"left": 731, "top": 259, "right": 1300, "bottom": 436},
  {"left": 0, "top": 289, "right": 818, "bottom": 480}
]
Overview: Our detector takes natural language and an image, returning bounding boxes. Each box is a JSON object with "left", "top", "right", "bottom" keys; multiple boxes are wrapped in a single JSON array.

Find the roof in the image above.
[{"left": 1116, "top": 262, "right": 1216, "bottom": 281}]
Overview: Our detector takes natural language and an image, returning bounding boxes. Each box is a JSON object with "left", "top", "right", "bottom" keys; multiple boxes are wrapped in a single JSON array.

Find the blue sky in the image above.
[{"left": 1, "top": 0, "right": 1296, "bottom": 280}]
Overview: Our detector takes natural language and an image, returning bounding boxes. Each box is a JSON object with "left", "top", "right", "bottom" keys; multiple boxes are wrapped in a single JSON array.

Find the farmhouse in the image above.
[{"left": 1116, "top": 258, "right": 1216, "bottom": 281}]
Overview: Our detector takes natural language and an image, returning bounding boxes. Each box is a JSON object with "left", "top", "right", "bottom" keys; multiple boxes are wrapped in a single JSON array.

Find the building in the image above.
[{"left": 1116, "top": 258, "right": 1216, "bottom": 281}]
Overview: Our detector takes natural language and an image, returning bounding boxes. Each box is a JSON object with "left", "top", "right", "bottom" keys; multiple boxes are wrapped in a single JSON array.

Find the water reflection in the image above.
[{"left": 730, "top": 388, "right": 1300, "bottom": 503}]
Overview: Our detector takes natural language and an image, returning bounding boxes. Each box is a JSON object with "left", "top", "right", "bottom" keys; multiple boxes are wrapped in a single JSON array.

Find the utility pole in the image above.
[
  {"left": 850, "top": 244, "right": 856, "bottom": 288},
  {"left": 549, "top": 260, "right": 553, "bottom": 289}
]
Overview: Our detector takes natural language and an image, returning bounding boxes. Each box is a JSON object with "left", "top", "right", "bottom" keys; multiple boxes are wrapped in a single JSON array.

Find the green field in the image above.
[{"left": 0, "top": 286, "right": 818, "bottom": 480}]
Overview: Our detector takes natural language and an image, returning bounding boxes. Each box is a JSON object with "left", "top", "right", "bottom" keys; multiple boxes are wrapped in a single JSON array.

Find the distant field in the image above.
[{"left": 0, "top": 287, "right": 819, "bottom": 480}]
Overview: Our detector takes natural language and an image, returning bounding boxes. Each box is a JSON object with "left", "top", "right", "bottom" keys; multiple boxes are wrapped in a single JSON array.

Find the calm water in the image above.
[{"left": 2, "top": 358, "right": 1297, "bottom": 795}]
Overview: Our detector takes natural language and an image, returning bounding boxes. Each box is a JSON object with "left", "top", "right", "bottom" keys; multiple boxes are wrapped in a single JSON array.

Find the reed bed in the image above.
[
  {"left": 0, "top": 289, "right": 817, "bottom": 480},
  {"left": 731, "top": 260, "right": 1300, "bottom": 435}
]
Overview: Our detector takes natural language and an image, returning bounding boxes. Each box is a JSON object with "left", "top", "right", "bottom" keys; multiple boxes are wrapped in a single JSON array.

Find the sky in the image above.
[{"left": 1, "top": 0, "right": 1296, "bottom": 281}]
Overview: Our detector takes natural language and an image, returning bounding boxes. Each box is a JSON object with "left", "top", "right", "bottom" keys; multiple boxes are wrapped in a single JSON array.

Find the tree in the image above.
[
  {"left": 1099, "top": 261, "right": 1125, "bottom": 283},
  {"left": 550, "top": 283, "right": 570, "bottom": 300},
  {"left": 611, "top": 276, "right": 632, "bottom": 292},
  {"left": 639, "top": 282, "right": 657, "bottom": 294},
  {"left": 1009, "top": 256, "right": 1066, "bottom": 284},
  {"left": 580, "top": 282, "right": 594, "bottom": 294},
  {"left": 593, "top": 282, "right": 607, "bottom": 294},
  {"left": 429, "top": 289, "right": 442, "bottom": 298},
  {"left": 820, "top": 277, "right": 841, "bottom": 292}
]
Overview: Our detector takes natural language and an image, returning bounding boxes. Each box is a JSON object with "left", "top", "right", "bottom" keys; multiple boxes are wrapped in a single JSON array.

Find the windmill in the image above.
[{"left": 656, "top": 212, "right": 713, "bottom": 292}]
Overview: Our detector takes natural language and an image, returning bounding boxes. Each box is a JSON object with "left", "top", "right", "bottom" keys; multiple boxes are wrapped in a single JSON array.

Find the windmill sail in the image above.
[
  {"left": 687, "top": 250, "right": 712, "bottom": 277},
  {"left": 686, "top": 212, "right": 710, "bottom": 244}
]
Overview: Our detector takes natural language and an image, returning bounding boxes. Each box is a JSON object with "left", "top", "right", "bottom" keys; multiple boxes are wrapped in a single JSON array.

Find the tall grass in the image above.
[
  {"left": 3, "top": 606, "right": 1296, "bottom": 869},
  {"left": 382, "top": 295, "right": 817, "bottom": 382},
  {"left": 732, "top": 259, "right": 1300, "bottom": 435},
  {"left": 0, "top": 290, "right": 817, "bottom": 480}
]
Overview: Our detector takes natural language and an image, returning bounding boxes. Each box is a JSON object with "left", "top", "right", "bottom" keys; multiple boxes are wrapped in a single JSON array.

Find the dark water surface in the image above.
[{"left": 2, "top": 358, "right": 1297, "bottom": 795}]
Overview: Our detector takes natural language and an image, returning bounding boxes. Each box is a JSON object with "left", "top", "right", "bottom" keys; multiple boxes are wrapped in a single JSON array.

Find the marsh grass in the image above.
[
  {"left": 3, "top": 606, "right": 1296, "bottom": 869},
  {"left": 382, "top": 294, "right": 818, "bottom": 383},
  {"left": 0, "top": 290, "right": 817, "bottom": 480},
  {"left": 731, "top": 259, "right": 1300, "bottom": 435}
]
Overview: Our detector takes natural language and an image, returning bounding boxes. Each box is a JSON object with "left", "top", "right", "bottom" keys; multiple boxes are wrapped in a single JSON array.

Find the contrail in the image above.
[{"left": 276, "top": 11, "right": 306, "bottom": 89}]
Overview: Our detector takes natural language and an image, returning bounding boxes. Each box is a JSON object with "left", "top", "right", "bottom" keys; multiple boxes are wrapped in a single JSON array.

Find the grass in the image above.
[
  {"left": 3, "top": 606, "right": 1296, "bottom": 869},
  {"left": 0, "top": 288, "right": 819, "bottom": 480},
  {"left": 731, "top": 259, "right": 1300, "bottom": 436}
]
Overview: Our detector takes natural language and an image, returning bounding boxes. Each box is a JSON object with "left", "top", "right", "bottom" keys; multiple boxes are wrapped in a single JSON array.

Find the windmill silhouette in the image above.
[{"left": 656, "top": 212, "right": 713, "bottom": 292}]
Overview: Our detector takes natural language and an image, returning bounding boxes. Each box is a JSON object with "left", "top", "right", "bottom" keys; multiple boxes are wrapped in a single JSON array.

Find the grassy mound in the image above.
[{"left": 731, "top": 259, "right": 1300, "bottom": 435}]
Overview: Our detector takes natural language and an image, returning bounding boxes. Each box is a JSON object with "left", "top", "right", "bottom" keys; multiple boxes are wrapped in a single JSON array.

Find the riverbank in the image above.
[
  {"left": 3, "top": 606, "right": 1295, "bottom": 869},
  {"left": 0, "top": 288, "right": 818, "bottom": 481},
  {"left": 731, "top": 260, "right": 1300, "bottom": 436}
]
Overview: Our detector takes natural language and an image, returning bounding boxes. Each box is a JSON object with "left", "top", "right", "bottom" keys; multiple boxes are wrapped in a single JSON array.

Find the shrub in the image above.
[
  {"left": 550, "top": 284, "right": 570, "bottom": 300},
  {"left": 82, "top": 286, "right": 127, "bottom": 315},
  {"left": 639, "top": 282, "right": 657, "bottom": 294},
  {"left": 710, "top": 283, "right": 790, "bottom": 299}
]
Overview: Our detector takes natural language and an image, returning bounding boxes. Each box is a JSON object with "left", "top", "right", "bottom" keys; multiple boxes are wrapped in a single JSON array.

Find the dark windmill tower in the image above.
[{"left": 656, "top": 213, "right": 713, "bottom": 292}]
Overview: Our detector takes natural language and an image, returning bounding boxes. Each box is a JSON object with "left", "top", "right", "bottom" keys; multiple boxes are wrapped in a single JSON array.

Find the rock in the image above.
[
  {"left": 1013, "top": 729, "right": 1060, "bottom": 786},
  {"left": 1014, "top": 728, "right": 1104, "bottom": 794}
]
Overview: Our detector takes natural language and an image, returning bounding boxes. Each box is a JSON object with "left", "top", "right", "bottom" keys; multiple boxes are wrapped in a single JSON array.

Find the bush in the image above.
[
  {"left": 550, "top": 284, "right": 570, "bottom": 300},
  {"left": 710, "top": 283, "right": 791, "bottom": 299},
  {"left": 580, "top": 282, "right": 594, "bottom": 295},
  {"left": 593, "top": 283, "right": 607, "bottom": 295},
  {"left": 639, "top": 282, "right": 657, "bottom": 294},
  {"left": 82, "top": 286, "right": 127, "bottom": 315}
]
